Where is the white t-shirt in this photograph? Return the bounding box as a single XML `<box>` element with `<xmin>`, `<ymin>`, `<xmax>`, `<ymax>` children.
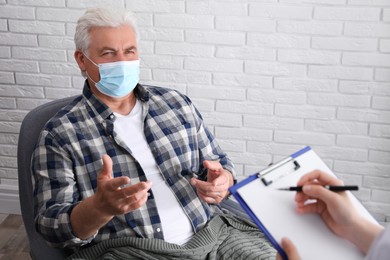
<box><xmin>113</xmin><ymin>100</ymin><xmax>194</xmax><ymax>245</ymax></box>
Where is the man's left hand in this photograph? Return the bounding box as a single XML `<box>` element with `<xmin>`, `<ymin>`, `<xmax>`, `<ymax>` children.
<box><xmin>190</xmin><ymin>160</ymin><xmax>233</xmax><ymax>204</ymax></box>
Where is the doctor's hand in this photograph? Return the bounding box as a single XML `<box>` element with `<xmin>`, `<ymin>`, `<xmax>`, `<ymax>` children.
<box><xmin>276</xmin><ymin>237</ymin><xmax>301</xmax><ymax>260</ymax></box>
<box><xmin>295</xmin><ymin>170</ymin><xmax>383</xmax><ymax>255</ymax></box>
<box><xmin>295</xmin><ymin>170</ymin><xmax>355</xmax><ymax>239</ymax></box>
<box><xmin>191</xmin><ymin>160</ymin><xmax>233</xmax><ymax>204</ymax></box>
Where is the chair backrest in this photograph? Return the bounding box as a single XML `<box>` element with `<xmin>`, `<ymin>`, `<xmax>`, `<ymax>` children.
<box><xmin>17</xmin><ymin>96</ymin><xmax>77</xmax><ymax>260</ymax></box>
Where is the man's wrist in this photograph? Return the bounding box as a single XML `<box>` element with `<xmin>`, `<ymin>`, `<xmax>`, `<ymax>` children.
<box><xmin>223</xmin><ymin>169</ymin><xmax>234</xmax><ymax>199</ymax></box>
<box><xmin>71</xmin><ymin>195</ymin><xmax>113</xmax><ymax>240</ymax></box>
<box><xmin>225</xmin><ymin>169</ymin><xmax>235</xmax><ymax>187</ymax></box>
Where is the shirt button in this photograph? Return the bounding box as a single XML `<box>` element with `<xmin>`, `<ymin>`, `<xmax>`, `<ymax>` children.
<box><xmin>156</xmin><ymin>228</ymin><xmax>161</xmax><ymax>232</ymax></box>
<box><xmin>110</xmin><ymin>114</ymin><xmax>114</xmax><ymax>119</ymax></box>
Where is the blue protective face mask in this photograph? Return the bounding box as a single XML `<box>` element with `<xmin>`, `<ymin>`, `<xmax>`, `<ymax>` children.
<box><xmin>84</xmin><ymin>54</ymin><xmax>140</xmax><ymax>98</ymax></box>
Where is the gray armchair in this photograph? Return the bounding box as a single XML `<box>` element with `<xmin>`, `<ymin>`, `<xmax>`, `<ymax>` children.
<box><xmin>17</xmin><ymin>95</ymin><xmax>247</xmax><ymax>260</ymax></box>
<box><xmin>17</xmin><ymin>96</ymin><xmax>76</xmax><ymax>260</ymax></box>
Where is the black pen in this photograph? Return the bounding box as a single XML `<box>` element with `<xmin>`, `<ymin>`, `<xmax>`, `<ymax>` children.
<box><xmin>278</xmin><ymin>185</ymin><xmax>359</xmax><ymax>192</ymax></box>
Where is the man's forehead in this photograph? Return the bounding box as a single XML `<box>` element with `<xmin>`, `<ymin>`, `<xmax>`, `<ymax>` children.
<box><xmin>89</xmin><ymin>25</ymin><xmax>135</xmax><ymax>37</ymax></box>
<box><xmin>88</xmin><ymin>25</ymin><xmax>137</xmax><ymax>50</ymax></box>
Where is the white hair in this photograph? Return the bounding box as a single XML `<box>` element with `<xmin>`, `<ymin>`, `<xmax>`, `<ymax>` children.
<box><xmin>74</xmin><ymin>7</ymin><xmax>139</xmax><ymax>55</ymax></box>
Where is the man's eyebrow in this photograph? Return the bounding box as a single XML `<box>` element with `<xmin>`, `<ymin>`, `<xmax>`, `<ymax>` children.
<box><xmin>98</xmin><ymin>46</ymin><xmax>137</xmax><ymax>53</ymax></box>
<box><xmin>125</xmin><ymin>46</ymin><xmax>137</xmax><ymax>51</ymax></box>
<box><xmin>99</xmin><ymin>47</ymin><xmax>117</xmax><ymax>52</ymax></box>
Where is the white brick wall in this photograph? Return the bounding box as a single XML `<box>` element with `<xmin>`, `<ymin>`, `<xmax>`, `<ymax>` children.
<box><xmin>0</xmin><ymin>0</ymin><xmax>389</xmax><ymax>226</ymax></box>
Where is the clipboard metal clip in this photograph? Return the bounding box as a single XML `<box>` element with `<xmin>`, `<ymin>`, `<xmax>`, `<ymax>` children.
<box><xmin>258</xmin><ymin>157</ymin><xmax>301</xmax><ymax>186</ymax></box>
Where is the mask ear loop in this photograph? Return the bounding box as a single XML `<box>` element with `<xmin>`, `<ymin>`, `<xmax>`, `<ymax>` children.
<box><xmin>82</xmin><ymin>52</ymin><xmax>99</xmax><ymax>67</ymax></box>
<box><xmin>82</xmin><ymin>52</ymin><xmax>100</xmax><ymax>84</ymax></box>
<box><xmin>85</xmin><ymin>71</ymin><xmax>98</xmax><ymax>85</ymax></box>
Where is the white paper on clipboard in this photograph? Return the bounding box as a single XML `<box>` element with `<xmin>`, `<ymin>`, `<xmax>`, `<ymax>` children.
<box><xmin>229</xmin><ymin>146</ymin><xmax>376</xmax><ymax>260</ymax></box>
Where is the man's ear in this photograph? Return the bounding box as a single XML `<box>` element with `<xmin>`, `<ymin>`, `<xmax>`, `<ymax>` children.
<box><xmin>74</xmin><ymin>50</ymin><xmax>87</xmax><ymax>72</ymax></box>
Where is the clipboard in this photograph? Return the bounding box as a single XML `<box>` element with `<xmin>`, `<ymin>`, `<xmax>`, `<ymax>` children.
<box><xmin>229</xmin><ymin>146</ymin><xmax>376</xmax><ymax>260</ymax></box>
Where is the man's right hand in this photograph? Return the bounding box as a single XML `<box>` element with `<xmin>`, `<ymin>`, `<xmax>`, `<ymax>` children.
<box><xmin>70</xmin><ymin>154</ymin><xmax>152</xmax><ymax>240</ymax></box>
<box><xmin>94</xmin><ymin>154</ymin><xmax>152</xmax><ymax>217</ymax></box>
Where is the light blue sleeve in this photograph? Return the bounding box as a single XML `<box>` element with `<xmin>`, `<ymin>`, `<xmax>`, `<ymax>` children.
<box><xmin>365</xmin><ymin>228</ymin><xmax>390</xmax><ymax>260</ymax></box>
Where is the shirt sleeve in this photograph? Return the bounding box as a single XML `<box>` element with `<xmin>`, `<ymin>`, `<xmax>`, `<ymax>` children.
<box><xmin>32</xmin><ymin>129</ymin><xmax>96</xmax><ymax>248</ymax></box>
<box><xmin>365</xmin><ymin>228</ymin><xmax>390</xmax><ymax>260</ymax></box>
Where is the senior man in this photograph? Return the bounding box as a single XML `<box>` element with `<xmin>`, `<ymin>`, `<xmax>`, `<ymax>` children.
<box><xmin>32</xmin><ymin>7</ymin><xmax>275</xmax><ymax>259</ymax></box>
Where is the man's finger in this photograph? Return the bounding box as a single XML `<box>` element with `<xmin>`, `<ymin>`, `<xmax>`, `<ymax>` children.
<box><xmin>191</xmin><ymin>178</ymin><xmax>225</xmax><ymax>191</ymax></box>
<box><xmin>203</xmin><ymin>160</ymin><xmax>222</xmax><ymax>172</ymax></box>
<box><xmin>121</xmin><ymin>181</ymin><xmax>152</xmax><ymax>208</ymax></box>
<box><xmin>98</xmin><ymin>154</ymin><xmax>113</xmax><ymax>181</ymax></box>
<box><xmin>108</xmin><ymin>176</ymin><xmax>131</xmax><ymax>192</ymax></box>
<box><xmin>120</xmin><ymin>181</ymin><xmax>152</xmax><ymax>196</ymax></box>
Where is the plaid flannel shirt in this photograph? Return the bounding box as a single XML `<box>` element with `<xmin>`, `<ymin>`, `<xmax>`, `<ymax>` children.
<box><xmin>32</xmin><ymin>81</ymin><xmax>235</xmax><ymax>250</ymax></box>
